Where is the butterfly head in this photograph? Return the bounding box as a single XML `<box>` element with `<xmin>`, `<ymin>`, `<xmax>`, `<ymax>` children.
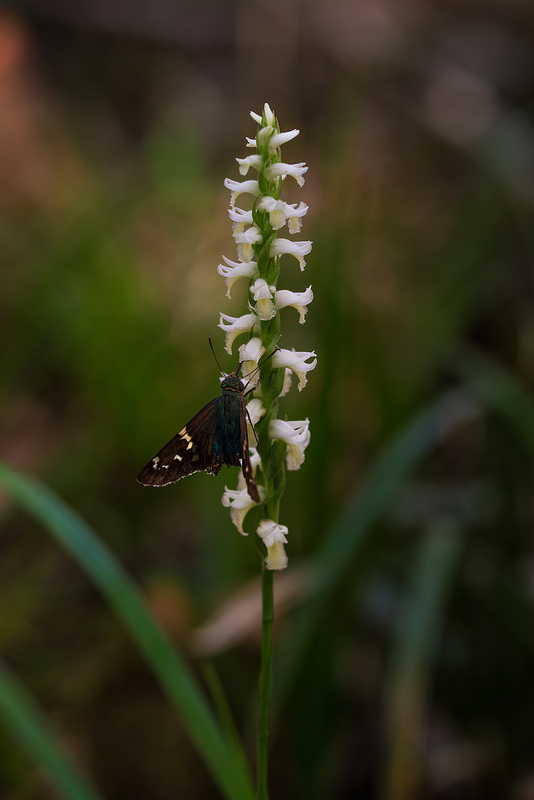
<box><xmin>221</xmin><ymin>373</ymin><xmax>244</xmax><ymax>393</ymax></box>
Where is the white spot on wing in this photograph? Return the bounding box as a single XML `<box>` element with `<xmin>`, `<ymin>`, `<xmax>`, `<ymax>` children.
<box><xmin>179</xmin><ymin>427</ymin><xmax>192</xmax><ymax>443</ymax></box>
<box><xmin>152</xmin><ymin>457</ymin><xmax>160</xmax><ymax>468</ymax></box>
<box><xmin>173</xmin><ymin>454</ymin><xmax>182</xmax><ymax>461</ymax></box>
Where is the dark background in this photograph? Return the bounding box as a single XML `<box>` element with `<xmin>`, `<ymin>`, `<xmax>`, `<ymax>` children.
<box><xmin>1</xmin><ymin>0</ymin><xmax>534</xmax><ymax>797</ymax></box>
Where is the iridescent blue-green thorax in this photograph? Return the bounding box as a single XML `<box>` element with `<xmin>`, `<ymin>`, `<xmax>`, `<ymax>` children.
<box><xmin>214</xmin><ymin>378</ymin><xmax>243</xmax><ymax>460</ymax></box>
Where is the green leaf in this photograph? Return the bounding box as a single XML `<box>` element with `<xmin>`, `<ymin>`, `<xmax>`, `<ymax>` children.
<box><xmin>276</xmin><ymin>389</ymin><xmax>478</xmax><ymax>706</ymax></box>
<box><xmin>0</xmin><ymin>660</ymin><xmax>102</xmax><ymax>800</ymax></box>
<box><xmin>382</xmin><ymin>524</ymin><xmax>462</xmax><ymax>800</ymax></box>
<box><xmin>0</xmin><ymin>462</ymin><xmax>255</xmax><ymax>800</ymax></box>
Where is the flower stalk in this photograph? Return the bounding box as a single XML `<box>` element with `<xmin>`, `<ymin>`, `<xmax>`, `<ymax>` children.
<box><xmin>219</xmin><ymin>103</ymin><xmax>315</xmax><ymax>799</ymax></box>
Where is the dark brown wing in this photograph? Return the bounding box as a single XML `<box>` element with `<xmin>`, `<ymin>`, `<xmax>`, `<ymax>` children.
<box><xmin>240</xmin><ymin>395</ymin><xmax>260</xmax><ymax>503</ymax></box>
<box><xmin>137</xmin><ymin>398</ymin><xmax>222</xmax><ymax>486</ymax></box>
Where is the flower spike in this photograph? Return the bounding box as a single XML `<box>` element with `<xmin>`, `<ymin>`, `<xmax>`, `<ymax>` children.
<box><xmin>220</xmin><ymin>105</ymin><xmax>315</xmax><ymax>570</ymax></box>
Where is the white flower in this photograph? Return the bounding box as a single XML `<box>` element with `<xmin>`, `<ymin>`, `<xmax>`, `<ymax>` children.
<box><xmin>265</xmin><ymin>162</ymin><xmax>308</xmax><ymax>187</ymax></box>
<box><xmin>236</xmin><ymin>154</ymin><xmax>262</xmax><ymax>175</ymax></box>
<box><xmin>246</xmin><ymin>397</ymin><xmax>265</xmax><ymax>426</ymax></box>
<box><xmin>275</xmin><ymin>286</ymin><xmax>313</xmax><ymax>323</ymax></box>
<box><xmin>228</xmin><ymin>207</ymin><xmax>253</xmax><ymax>232</ymax></box>
<box><xmin>219</xmin><ymin>312</ymin><xmax>258</xmax><ymax>354</ymax></box>
<box><xmin>217</xmin><ymin>256</ymin><xmax>257</xmax><ymax>298</ymax></box>
<box><xmin>270</xmin><ymin>238</ymin><xmax>312</xmax><ymax>271</ymax></box>
<box><xmin>233</xmin><ymin>225</ymin><xmax>262</xmax><ymax>262</ymax></box>
<box><xmin>224</xmin><ymin>178</ymin><xmax>260</xmax><ymax>207</ymax></box>
<box><xmin>286</xmin><ymin>203</ymin><xmax>308</xmax><ymax>234</ymax></box>
<box><xmin>222</xmin><ymin>484</ymin><xmax>261</xmax><ymax>535</ymax></box>
<box><xmin>272</xmin><ymin>348</ymin><xmax>317</xmax><ymax>391</ymax></box>
<box><xmin>257</xmin><ymin>198</ymin><xmax>287</xmax><ymax>230</ymax></box>
<box><xmin>269</xmin><ymin>129</ymin><xmax>299</xmax><ymax>151</ymax></box>
<box><xmin>257</xmin><ymin>198</ymin><xmax>308</xmax><ymax>232</ymax></box>
<box><xmin>250</xmin><ymin>278</ymin><xmax>276</xmax><ymax>321</ymax></box>
<box><xmin>257</xmin><ymin>126</ymin><xmax>274</xmax><ymax>147</ymax></box>
<box><xmin>279</xmin><ymin>368</ymin><xmax>293</xmax><ymax>397</ymax></box>
<box><xmin>270</xmin><ymin>418</ymin><xmax>311</xmax><ymax>470</ymax></box>
<box><xmin>257</xmin><ymin>519</ymin><xmax>289</xmax><ymax>571</ymax></box>
<box><xmin>239</xmin><ymin>337</ymin><xmax>265</xmax><ymax>387</ymax></box>
<box><xmin>250</xmin><ymin>103</ymin><xmax>275</xmax><ymax>127</ymax></box>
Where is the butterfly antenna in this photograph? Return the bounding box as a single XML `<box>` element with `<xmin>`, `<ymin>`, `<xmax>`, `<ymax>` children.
<box><xmin>208</xmin><ymin>337</ymin><xmax>227</xmax><ymax>377</ymax></box>
<box><xmin>241</xmin><ymin>346</ymin><xmax>281</xmax><ymax>391</ymax></box>
<box><xmin>242</xmin><ymin>345</ymin><xmax>280</xmax><ymax>379</ymax></box>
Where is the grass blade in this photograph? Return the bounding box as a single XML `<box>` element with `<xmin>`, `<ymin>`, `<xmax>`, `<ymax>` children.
<box><xmin>0</xmin><ymin>462</ymin><xmax>255</xmax><ymax>800</ymax></box>
<box><xmin>382</xmin><ymin>524</ymin><xmax>462</xmax><ymax>800</ymax></box>
<box><xmin>0</xmin><ymin>659</ymin><xmax>102</xmax><ymax>800</ymax></box>
<box><xmin>276</xmin><ymin>389</ymin><xmax>479</xmax><ymax>706</ymax></box>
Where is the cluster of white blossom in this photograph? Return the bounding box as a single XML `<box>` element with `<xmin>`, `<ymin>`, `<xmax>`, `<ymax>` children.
<box><xmin>218</xmin><ymin>104</ymin><xmax>316</xmax><ymax>570</ymax></box>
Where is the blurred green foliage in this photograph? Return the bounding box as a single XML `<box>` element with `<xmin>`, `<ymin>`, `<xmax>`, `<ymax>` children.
<box><xmin>1</xmin><ymin>1</ymin><xmax>534</xmax><ymax>798</ymax></box>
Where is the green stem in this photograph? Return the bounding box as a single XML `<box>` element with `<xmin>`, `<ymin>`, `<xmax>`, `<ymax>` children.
<box><xmin>257</xmin><ymin>564</ymin><xmax>274</xmax><ymax>799</ymax></box>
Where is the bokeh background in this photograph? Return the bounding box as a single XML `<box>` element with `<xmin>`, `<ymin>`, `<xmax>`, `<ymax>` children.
<box><xmin>1</xmin><ymin>0</ymin><xmax>534</xmax><ymax>797</ymax></box>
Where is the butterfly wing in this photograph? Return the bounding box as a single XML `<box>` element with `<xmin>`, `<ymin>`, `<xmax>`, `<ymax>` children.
<box><xmin>240</xmin><ymin>394</ymin><xmax>260</xmax><ymax>503</ymax></box>
<box><xmin>138</xmin><ymin>388</ymin><xmax>260</xmax><ymax>502</ymax></box>
<box><xmin>137</xmin><ymin>398</ymin><xmax>221</xmax><ymax>486</ymax></box>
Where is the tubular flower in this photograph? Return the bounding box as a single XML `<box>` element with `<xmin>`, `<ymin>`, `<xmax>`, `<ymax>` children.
<box><xmin>257</xmin><ymin>520</ymin><xmax>289</xmax><ymax>571</ymax></box>
<box><xmin>217</xmin><ymin>257</ymin><xmax>257</xmax><ymax>298</ymax></box>
<box><xmin>250</xmin><ymin>279</ymin><xmax>276</xmax><ymax>321</ymax></box>
<box><xmin>219</xmin><ymin>312</ymin><xmax>258</xmax><ymax>354</ymax></box>
<box><xmin>218</xmin><ymin>103</ymin><xmax>316</xmax><ymax>570</ymax></box>
<box><xmin>233</xmin><ymin>226</ymin><xmax>262</xmax><ymax>262</ymax></box>
<box><xmin>269</xmin><ymin>238</ymin><xmax>312</xmax><ymax>271</ymax></box>
<box><xmin>228</xmin><ymin>207</ymin><xmax>253</xmax><ymax>231</ymax></box>
<box><xmin>224</xmin><ymin>178</ymin><xmax>260</xmax><ymax>206</ymax></box>
<box><xmin>274</xmin><ymin>286</ymin><xmax>314</xmax><ymax>323</ymax></box>
<box><xmin>257</xmin><ymin>197</ymin><xmax>308</xmax><ymax>232</ymax></box>
<box><xmin>222</xmin><ymin>485</ymin><xmax>259</xmax><ymax>535</ymax></box>
<box><xmin>269</xmin><ymin>418</ymin><xmax>311</xmax><ymax>470</ymax></box>
<box><xmin>272</xmin><ymin>348</ymin><xmax>317</xmax><ymax>391</ymax></box>
<box><xmin>246</xmin><ymin>398</ymin><xmax>266</xmax><ymax>427</ymax></box>
<box><xmin>265</xmin><ymin>162</ymin><xmax>308</xmax><ymax>187</ymax></box>
<box><xmin>236</xmin><ymin>154</ymin><xmax>262</xmax><ymax>175</ymax></box>
<box><xmin>239</xmin><ymin>337</ymin><xmax>265</xmax><ymax>387</ymax></box>
<box><xmin>268</xmin><ymin>129</ymin><xmax>300</xmax><ymax>151</ymax></box>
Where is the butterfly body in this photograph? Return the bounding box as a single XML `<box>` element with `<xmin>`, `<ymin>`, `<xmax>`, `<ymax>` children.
<box><xmin>137</xmin><ymin>370</ymin><xmax>260</xmax><ymax>502</ymax></box>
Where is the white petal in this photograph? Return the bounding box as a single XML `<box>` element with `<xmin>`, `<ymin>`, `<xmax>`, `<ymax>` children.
<box><xmin>228</xmin><ymin>207</ymin><xmax>253</xmax><ymax>230</ymax></box>
<box><xmin>272</xmin><ymin>348</ymin><xmax>317</xmax><ymax>390</ymax></box>
<box><xmin>246</xmin><ymin>398</ymin><xmax>266</xmax><ymax>426</ymax></box>
<box><xmin>257</xmin><ymin>519</ymin><xmax>289</xmax><ymax>571</ymax></box>
<box><xmin>218</xmin><ymin>312</ymin><xmax>258</xmax><ymax>354</ymax></box>
<box><xmin>266</xmin><ymin>162</ymin><xmax>308</xmax><ymax>187</ymax></box>
<box><xmin>236</xmin><ymin>154</ymin><xmax>262</xmax><ymax>175</ymax></box>
<box><xmin>239</xmin><ymin>336</ymin><xmax>265</xmax><ymax>364</ymax></box>
<box><xmin>224</xmin><ymin>178</ymin><xmax>260</xmax><ymax>206</ymax></box>
<box><xmin>270</xmin><ymin>238</ymin><xmax>312</xmax><ymax>270</ymax></box>
<box><xmin>222</xmin><ymin>485</ymin><xmax>260</xmax><ymax>534</ymax></box>
<box><xmin>275</xmin><ymin>286</ymin><xmax>314</xmax><ymax>323</ymax></box>
<box><xmin>279</xmin><ymin>368</ymin><xmax>293</xmax><ymax>397</ymax></box>
<box><xmin>258</xmin><ymin>125</ymin><xmax>274</xmax><ymax>146</ymax></box>
<box><xmin>263</xmin><ymin>103</ymin><xmax>275</xmax><ymax>126</ymax></box>
<box><xmin>217</xmin><ymin>257</ymin><xmax>257</xmax><ymax>298</ymax></box>
<box><xmin>239</xmin><ymin>337</ymin><xmax>265</xmax><ymax>388</ymax></box>
<box><xmin>269</xmin><ymin>129</ymin><xmax>299</xmax><ymax>151</ymax></box>
<box><xmin>250</xmin><ymin>278</ymin><xmax>276</xmax><ymax>321</ymax></box>
<box><xmin>269</xmin><ymin>418</ymin><xmax>311</xmax><ymax>470</ymax></box>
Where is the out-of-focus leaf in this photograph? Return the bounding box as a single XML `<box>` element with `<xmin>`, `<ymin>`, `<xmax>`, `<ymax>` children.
<box><xmin>0</xmin><ymin>462</ymin><xmax>255</xmax><ymax>800</ymax></box>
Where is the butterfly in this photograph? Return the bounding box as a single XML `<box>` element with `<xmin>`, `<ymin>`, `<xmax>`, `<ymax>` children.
<box><xmin>137</xmin><ymin>364</ymin><xmax>260</xmax><ymax>502</ymax></box>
